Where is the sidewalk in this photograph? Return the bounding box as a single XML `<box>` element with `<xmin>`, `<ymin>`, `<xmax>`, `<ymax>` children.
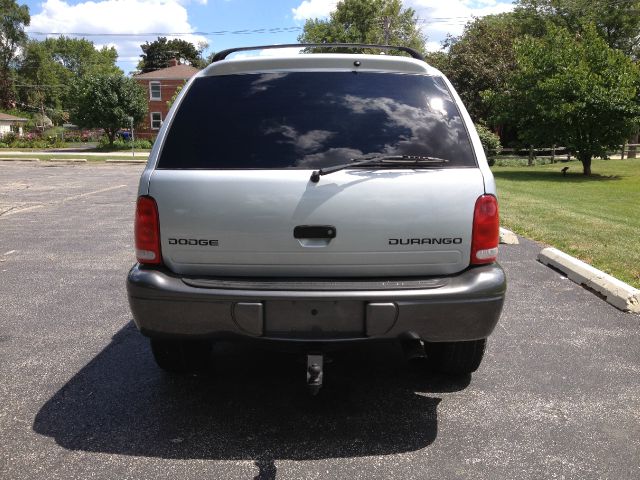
<box><xmin>0</xmin><ymin>150</ymin><xmax>149</xmax><ymax>157</ymax></box>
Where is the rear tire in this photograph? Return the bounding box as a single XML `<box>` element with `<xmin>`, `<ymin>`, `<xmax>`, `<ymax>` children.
<box><xmin>424</xmin><ymin>339</ymin><xmax>486</xmax><ymax>375</ymax></box>
<box><xmin>150</xmin><ymin>338</ymin><xmax>211</xmax><ymax>373</ymax></box>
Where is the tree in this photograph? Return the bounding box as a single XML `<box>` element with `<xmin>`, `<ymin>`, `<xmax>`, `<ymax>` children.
<box><xmin>487</xmin><ymin>24</ymin><xmax>640</xmax><ymax>175</ymax></box>
<box><xmin>438</xmin><ymin>13</ymin><xmax>525</xmax><ymax>122</ymax></box>
<box><xmin>15</xmin><ymin>40</ymin><xmax>57</xmax><ymax>128</ymax></box>
<box><xmin>516</xmin><ymin>0</ymin><xmax>640</xmax><ymax>57</ymax></box>
<box><xmin>68</xmin><ymin>74</ymin><xmax>147</xmax><ymax>146</ymax></box>
<box><xmin>16</xmin><ymin>37</ymin><xmax>121</xmax><ymax>119</ymax></box>
<box><xmin>0</xmin><ymin>0</ymin><xmax>29</xmax><ymax>108</ymax></box>
<box><xmin>138</xmin><ymin>37</ymin><xmax>207</xmax><ymax>73</ymax></box>
<box><xmin>45</xmin><ymin>36</ymin><xmax>120</xmax><ymax>76</ymax></box>
<box><xmin>297</xmin><ymin>0</ymin><xmax>426</xmax><ymax>57</ymax></box>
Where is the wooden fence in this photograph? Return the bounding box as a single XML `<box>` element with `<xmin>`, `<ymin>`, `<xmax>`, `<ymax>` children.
<box><xmin>499</xmin><ymin>144</ymin><xmax>640</xmax><ymax>163</ymax></box>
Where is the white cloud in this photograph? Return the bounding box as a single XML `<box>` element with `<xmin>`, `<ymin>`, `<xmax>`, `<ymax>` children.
<box><xmin>424</xmin><ymin>41</ymin><xmax>443</xmax><ymax>52</ymax></box>
<box><xmin>406</xmin><ymin>0</ymin><xmax>514</xmax><ymax>39</ymax></box>
<box><xmin>292</xmin><ymin>0</ymin><xmax>337</xmax><ymax>21</ymax></box>
<box><xmin>290</xmin><ymin>0</ymin><xmax>514</xmax><ymax>49</ymax></box>
<box><xmin>28</xmin><ymin>0</ymin><xmax>208</xmax><ymax>72</ymax></box>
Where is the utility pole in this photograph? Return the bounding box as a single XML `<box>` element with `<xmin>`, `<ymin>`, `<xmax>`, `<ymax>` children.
<box><xmin>129</xmin><ymin>116</ymin><xmax>134</xmax><ymax>158</ymax></box>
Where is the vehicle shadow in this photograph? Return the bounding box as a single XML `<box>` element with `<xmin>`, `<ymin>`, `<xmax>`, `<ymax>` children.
<box><xmin>33</xmin><ymin>323</ymin><xmax>470</xmax><ymax>462</ymax></box>
<box><xmin>492</xmin><ymin>170</ymin><xmax>622</xmax><ymax>183</ymax></box>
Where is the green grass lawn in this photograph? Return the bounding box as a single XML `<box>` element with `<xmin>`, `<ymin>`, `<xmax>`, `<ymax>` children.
<box><xmin>493</xmin><ymin>158</ymin><xmax>640</xmax><ymax>288</ymax></box>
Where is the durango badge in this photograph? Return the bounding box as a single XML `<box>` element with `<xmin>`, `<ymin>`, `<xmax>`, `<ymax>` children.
<box><xmin>389</xmin><ymin>238</ymin><xmax>463</xmax><ymax>245</ymax></box>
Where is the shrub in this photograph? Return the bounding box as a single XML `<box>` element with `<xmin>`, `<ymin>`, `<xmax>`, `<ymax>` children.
<box><xmin>1</xmin><ymin>132</ymin><xmax>17</xmax><ymax>144</ymax></box>
<box><xmin>134</xmin><ymin>139</ymin><xmax>153</xmax><ymax>149</ymax></box>
<box><xmin>66</xmin><ymin>130</ymin><xmax>101</xmax><ymax>143</ymax></box>
<box><xmin>475</xmin><ymin>124</ymin><xmax>502</xmax><ymax>165</ymax></box>
<box><xmin>63</xmin><ymin>134</ymin><xmax>82</xmax><ymax>143</ymax></box>
<box><xmin>0</xmin><ymin>132</ymin><xmax>64</xmax><ymax>149</ymax></box>
<box><xmin>97</xmin><ymin>136</ymin><xmax>153</xmax><ymax>150</ymax></box>
<box><xmin>43</xmin><ymin>127</ymin><xmax>64</xmax><ymax>138</ymax></box>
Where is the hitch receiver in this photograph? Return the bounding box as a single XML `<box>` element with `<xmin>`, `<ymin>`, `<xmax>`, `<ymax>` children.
<box><xmin>306</xmin><ymin>354</ymin><xmax>323</xmax><ymax>395</ymax></box>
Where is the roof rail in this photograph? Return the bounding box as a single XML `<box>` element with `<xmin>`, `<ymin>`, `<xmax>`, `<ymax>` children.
<box><xmin>211</xmin><ymin>43</ymin><xmax>425</xmax><ymax>62</ymax></box>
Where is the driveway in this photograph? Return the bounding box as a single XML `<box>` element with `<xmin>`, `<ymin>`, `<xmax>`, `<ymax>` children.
<box><xmin>0</xmin><ymin>161</ymin><xmax>638</xmax><ymax>479</ymax></box>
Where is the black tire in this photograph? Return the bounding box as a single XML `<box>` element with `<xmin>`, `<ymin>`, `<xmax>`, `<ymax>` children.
<box><xmin>150</xmin><ymin>338</ymin><xmax>211</xmax><ymax>373</ymax></box>
<box><xmin>424</xmin><ymin>339</ymin><xmax>486</xmax><ymax>375</ymax></box>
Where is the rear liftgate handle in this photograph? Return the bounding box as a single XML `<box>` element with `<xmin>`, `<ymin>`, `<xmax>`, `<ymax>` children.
<box><xmin>293</xmin><ymin>225</ymin><xmax>336</xmax><ymax>247</ymax></box>
<box><xmin>294</xmin><ymin>225</ymin><xmax>336</xmax><ymax>247</ymax></box>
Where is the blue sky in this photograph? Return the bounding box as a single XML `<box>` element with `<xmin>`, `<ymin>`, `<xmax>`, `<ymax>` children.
<box><xmin>21</xmin><ymin>0</ymin><xmax>515</xmax><ymax>73</ymax></box>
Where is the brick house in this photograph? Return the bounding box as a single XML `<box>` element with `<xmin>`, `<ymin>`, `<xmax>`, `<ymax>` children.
<box><xmin>134</xmin><ymin>60</ymin><xmax>200</xmax><ymax>138</ymax></box>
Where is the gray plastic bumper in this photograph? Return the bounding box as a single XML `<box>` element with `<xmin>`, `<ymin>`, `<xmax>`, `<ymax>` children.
<box><xmin>127</xmin><ymin>264</ymin><xmax>506</xmax><ymax>342</ymax></box>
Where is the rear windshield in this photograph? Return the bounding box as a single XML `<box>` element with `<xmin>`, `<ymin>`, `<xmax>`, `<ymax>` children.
<box><xmin>158</xmin><ymin>71</ymin><xmax>476</xmax><ymax>169</ymax></box>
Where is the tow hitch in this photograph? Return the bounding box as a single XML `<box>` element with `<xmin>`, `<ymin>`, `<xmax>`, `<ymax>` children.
<box><xmin>306</xmin><ymin>354</ymin><xmax>324</xmax><ymax>395</ymax></box>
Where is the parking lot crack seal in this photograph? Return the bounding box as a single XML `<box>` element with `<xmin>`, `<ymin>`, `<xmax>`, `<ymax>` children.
<box><xmin>0</xmin><ymin>185</ymin><xmax>127</xmax><ymax>220</ymax></box>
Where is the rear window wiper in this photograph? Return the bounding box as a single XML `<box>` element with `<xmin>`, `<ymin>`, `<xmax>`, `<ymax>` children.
<box><xmin>310</xmin><ymin>155</ymin><xmax>450</xmax><ymax>183</ymax></box>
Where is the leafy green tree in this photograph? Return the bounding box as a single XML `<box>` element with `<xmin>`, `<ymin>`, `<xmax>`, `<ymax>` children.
<box><xmin>516</xmin><ymin>0</ymin><xmax>640</xmax><ymax>57</ymax></box>
<box><xmin>138</xmin><ymin>37</ymin><xmax>207</xmax><ymax>73</ymax></box>
<box><xmin>68</xmin><ymin>74</ymin><xmax>147</xmax><ymax>146</ymax></box>
<box><xmin>438</xmin><ymin>13</ymin><xmax>525</xmax><ymax>122</ymax></box>
<box><xmin>15</xmin><ymin>40</ymin><xmax>56</xmax><ymax>127</ymax></box>
<box><xmin>487</xmin><ymin>24</ymin><xmax>640</xmax><ymax>175</ymax></box>
<box><xmin>205</xmin><ymin>51</ymin><xmax>218</xmax><ymax>64</ymax></box>
<box><xmin>297</xmin><ymin>0</ymin><xmax>426</xmax><ymax>57</ymax></box>
<box><xmin>0</xmin><ymin>0</ymin><xmax>29</xmax><ymax>108</ymax></box>
<box><xmin>17</xmin><ymin>37</ymin><xmax>121</xmax><ymax>117</ymax></box>
<box><xmin>514</xmin><ymin>1</ymin><xmax>640</xmax><ymax>154</ymax></box>
<box><xmin>46</xmin><ymin>36</ymin><xmax>120</xmax><ymax>76</ymax></box>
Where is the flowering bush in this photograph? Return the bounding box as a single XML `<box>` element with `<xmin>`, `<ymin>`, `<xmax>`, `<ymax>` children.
<box><xmin>0</xmin><ymin>132</ymin><xmax>65</xmax><ymax>149</ymax></box>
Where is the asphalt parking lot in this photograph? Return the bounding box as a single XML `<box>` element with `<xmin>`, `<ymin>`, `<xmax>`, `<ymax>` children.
<box><xmin>1</xmin><ymin>161</ymin><xmax>639</xmax><ymax>479</ymax></box>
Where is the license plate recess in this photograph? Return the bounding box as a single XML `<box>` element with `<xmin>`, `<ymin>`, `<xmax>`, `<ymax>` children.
<box><xmin>264</xmin><ymin>300</ymin><xmax>365</xmax><ymax>339</ymax></box>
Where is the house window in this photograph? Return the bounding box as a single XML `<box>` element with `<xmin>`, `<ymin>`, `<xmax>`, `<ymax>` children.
<box><xmin>149</xmin><ymin>81</ymin><xmax>161</xmax><ymax>100</ymax></box>
<box><xmin>150</xmin><ymin>112</ymin><xmax>162</xmax><ymax>130</ymax></box>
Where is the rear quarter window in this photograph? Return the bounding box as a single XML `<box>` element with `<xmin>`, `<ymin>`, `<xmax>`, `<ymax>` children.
<box><xmin>158</xmin><ymin>71</ymin><xmax>477</xmax><ymax>169</ymax></box>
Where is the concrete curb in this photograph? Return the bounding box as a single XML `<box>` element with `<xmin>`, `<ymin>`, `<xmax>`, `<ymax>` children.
<box><xmin>538</xmin><ymin>247</ymin><xmax>640</xmax><ymax>313</ymax></box>
<box><xmin>0</xmin><ymin>157</ymin><xmax>40</xmax><ymax>162</ymax></box>
<box><xmin>106</xmin><ymin>159</ymin><xmax>147</xmax><ymax>164</ymax></box>
<box><xmin>48</xmin><ymin>158</ymin><xmax>87</xmax><ymax>163</ymax></box>
<box><xmin>499</xmin><ymin>227</ymin><xmax>519</xmax><ymax>245</ymax></box>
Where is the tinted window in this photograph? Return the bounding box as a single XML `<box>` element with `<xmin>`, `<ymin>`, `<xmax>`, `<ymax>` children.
<box><xmin>158</xmin><ymin>72</ymin><xmax>476</xmax><ymax>169</ymax></box>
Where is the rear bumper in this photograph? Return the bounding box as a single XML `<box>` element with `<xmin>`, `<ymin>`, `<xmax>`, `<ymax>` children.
<box><xmin>126</xmin><ymin>264</ymin><xmax>506</xmax><ymax>342</ymax></box>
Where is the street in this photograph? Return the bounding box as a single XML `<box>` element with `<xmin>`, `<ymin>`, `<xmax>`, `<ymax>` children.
<box><xmin>0</xmin><ymin>161</ymin><xmax>638</xmax><ymax>479</ymax></box>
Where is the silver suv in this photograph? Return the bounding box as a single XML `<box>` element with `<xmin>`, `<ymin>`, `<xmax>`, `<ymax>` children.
<box><xmin>127</xmin><ymin>44</ymin><xmax>506</xmax><ymax>388</ymax></box>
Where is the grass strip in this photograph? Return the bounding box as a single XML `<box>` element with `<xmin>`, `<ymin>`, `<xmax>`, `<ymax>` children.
<box><xmin>0</xmin><ymin>153</ymin><xmax>147</xmax><ymax>162</ymax></box>
<box><xmin>493</xmin><ymin>158</ymin><xmax>640</xmax><ymax>288</ymax></box>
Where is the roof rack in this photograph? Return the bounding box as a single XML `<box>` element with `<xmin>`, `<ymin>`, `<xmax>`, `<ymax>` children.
<box><xmin>211</xmin><ymin>43</ymin><xmax>425</xmax><ymax>62</ymax></box>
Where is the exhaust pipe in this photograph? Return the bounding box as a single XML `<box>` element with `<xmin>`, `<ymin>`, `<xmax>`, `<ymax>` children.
<box><xmin>402</xmin><ymin>339</ymin><xmax>426</xmax><ymax>362</ymax></box>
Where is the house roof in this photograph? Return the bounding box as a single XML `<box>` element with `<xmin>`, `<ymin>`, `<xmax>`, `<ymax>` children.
<box><xmin>134</xmin><ymin>64</ymin><xmax>200</xmax><ymax>80</ymax></box>
<box><xmin>0</xmin><ymin>112</ymin><xmax>28</xmax><ymax>122</ymax></box>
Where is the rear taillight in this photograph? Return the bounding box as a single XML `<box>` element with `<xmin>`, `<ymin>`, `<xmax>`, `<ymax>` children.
<box><xmin>471</xmin><ymin>194</ymin><xmax>499</xmax><ymax>265</ymax></box>
<box><xmin>135</xmin><ymin>196</ymin><xmax>162</xmax><ymax>265</ymax></box>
